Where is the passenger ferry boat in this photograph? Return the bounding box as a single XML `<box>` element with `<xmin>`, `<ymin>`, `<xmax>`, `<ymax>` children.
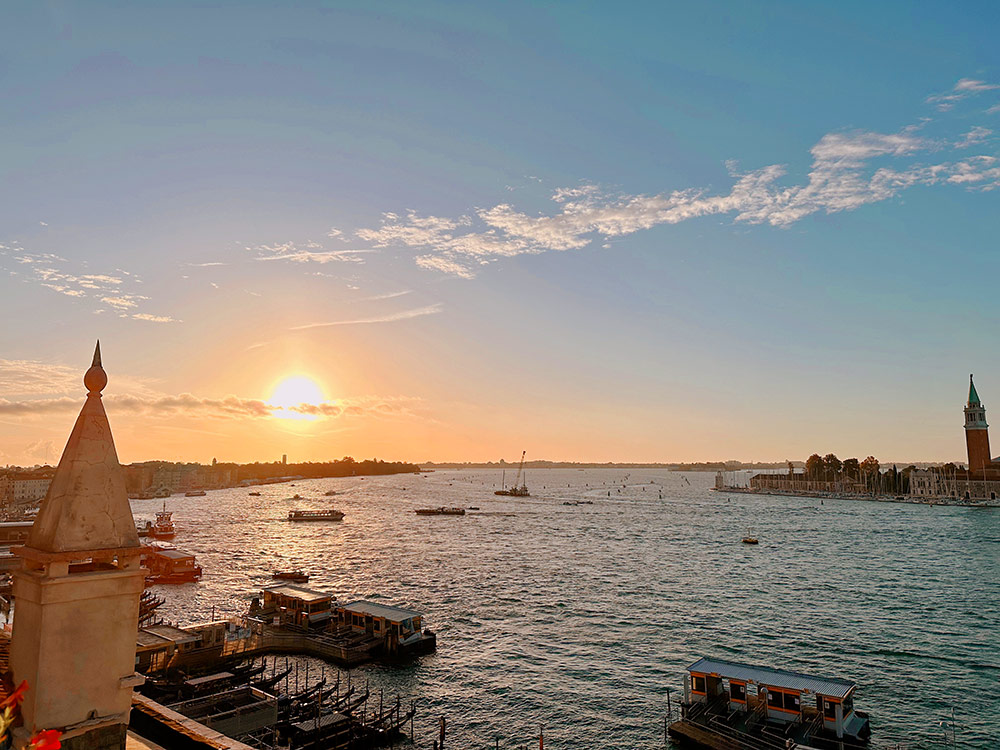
<box><xmin>287</xmin><ymin>509</ymin><xmax>345</xmax><ymax>522</ymax></box>
<box><xmin>669</xmin><ymin>657</ymin><xmax>871</xmax><ymax>749</ymax></box>
<box><xmin>414</xmin><ymin>507</ymin><xmax>466</xmax><ymax>516</ymax></box>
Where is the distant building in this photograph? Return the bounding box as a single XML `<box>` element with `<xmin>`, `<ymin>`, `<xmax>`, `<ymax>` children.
<box><xmin>9</xmin><ymin>471</ymin><xmax>54</xmax><ymax>504</ymax></box>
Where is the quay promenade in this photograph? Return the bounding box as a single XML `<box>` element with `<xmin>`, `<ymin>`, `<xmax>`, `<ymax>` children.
<box><xmin>715</xmin><ymin>485</ymin><xmax>1000</xmax><ymax>508</ymax></box>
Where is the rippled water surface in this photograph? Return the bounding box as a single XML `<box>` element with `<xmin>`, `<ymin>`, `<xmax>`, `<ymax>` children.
<box><xmin>133</xmin><ymin>469</ymin><xmax>1000</xmax><ymax>749</ymax></box>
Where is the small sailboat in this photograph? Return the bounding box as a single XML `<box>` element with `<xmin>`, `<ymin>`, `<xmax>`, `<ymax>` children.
<box><xmin>742</xmin><ymin>526</ymin><xmax>759</xmax><ymax>545</ymax></box>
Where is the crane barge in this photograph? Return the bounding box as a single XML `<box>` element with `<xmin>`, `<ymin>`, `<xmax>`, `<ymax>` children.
<box><xmin>495</xmin><ymin>450</ymin><xmax>531</xmax><ymax>497</ymax></box>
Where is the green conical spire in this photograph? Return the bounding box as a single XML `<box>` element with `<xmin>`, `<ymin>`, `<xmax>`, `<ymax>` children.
<box><xmin>969</xmin><ymin>374</ymin><xmax>980</xmax><ymax>406</ymax></box>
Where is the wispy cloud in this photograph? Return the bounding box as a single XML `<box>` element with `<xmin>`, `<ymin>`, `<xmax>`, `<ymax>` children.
<box><xmin>362</xmin><ymin>290</ymin><xmax>412</xmax><ymax>301</ymax></box>
<box><xmin>927</xmin><ymin>77</ymin><xmax>1000</xmax><ymax>111</ymax></box>
<box><xmin>0</xmin><ymin>244</ymin><xmax>178</xmax><ymax>321</ymax></box>
<box><xmin>349</xmin><ymin>87</ymin><xmax>1000</xmax><ymax>278</ymax></box>
<box><xmin>0</xmin><ymin>392</ymin><xmax>420</xmax><ymax>421</ymax></box>
<box><xmin>249</xmin><ymin>241</ymin><xmax>373</xmax><ymax>264</ymax></box>
<box><xmin>288</xmin><ymin>303</ymin><xmax>443</xmax><ymax>331</ymax></box>
<box><xmin>0</xmin><ymin>358</ymin><xmax>160</xmax><ymax>399</ymax></box>
<box><xmin>132</xmin><ymin>313</ymin><xmax>181</xmax><ymax>323</ymax></box>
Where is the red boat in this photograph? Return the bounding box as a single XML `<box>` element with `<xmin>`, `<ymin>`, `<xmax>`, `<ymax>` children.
<box><xmin>143</xmin><ymin>544</ymin><xmax>202</xmax><ymax>585</ymax></box>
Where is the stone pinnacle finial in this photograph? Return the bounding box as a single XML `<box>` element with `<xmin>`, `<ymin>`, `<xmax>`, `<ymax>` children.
<box><xmin>84</xmin><ymin>340</ymin><xmax>107</xmax><ymax>395</ymax></box>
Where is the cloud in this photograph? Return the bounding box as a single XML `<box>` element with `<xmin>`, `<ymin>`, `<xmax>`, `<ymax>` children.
<box><xmin>131</xmin><ymin>313</ymin><xmax>181</xmax><ymax>323</ymax></box>
<box><xmin>0</xmin><ymin>246</ymin><xmax>177</xmax><ymax>320</ymax></box>
<box><xmin>353</xmin><ymin>108</ymin><xmax>999</xmax><ymax>277</ymax></box>
<box><xmin>0</xmin><ymin>358</ymin><xmax>162</xmax><ymax>399</ymax></box>
<box><xmin>288</xmin><ymin>303</ymin><xmax>443</xmax><ymax>330</ymax></box>
<box><xmin>249</xmin><ymin>241</ymin><xmax>372</xmax><ymax>264</ymax></box>
<box><xmin>362</xmin><ymin>290</ymin><xmax>412</xmax><ymax>301</ymax></box>
<box><xmin>0</xmin><ymin>392</ymin><xmax>420</xmax><ymax>422</ymax></box>
<box><xmin>927</xmin><ymin>78</ymin><xmax>1000</xmax><ymax>111</ymax></box>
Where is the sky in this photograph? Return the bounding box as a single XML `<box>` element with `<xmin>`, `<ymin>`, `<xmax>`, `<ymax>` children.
<box><xmin>1</xmin><ymin>1</ymin><xmax>999</xmax><ymax>466</ymax></box>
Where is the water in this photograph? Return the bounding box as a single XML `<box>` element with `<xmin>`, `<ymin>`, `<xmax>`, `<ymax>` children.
<box><xmin>133</xmin><ymin>469</ymin><xmax>1000</xmax><ymax>749</ymax></box>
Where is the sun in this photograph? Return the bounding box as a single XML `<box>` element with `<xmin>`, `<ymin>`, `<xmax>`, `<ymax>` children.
<box><xmin>268</xmin><ymin>375</ymin><xmax>326</xmax><ymax>421</ymax></box>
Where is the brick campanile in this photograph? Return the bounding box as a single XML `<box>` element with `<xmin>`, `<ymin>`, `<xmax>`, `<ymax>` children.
<box><xmin>964</xmin><ymin>374</ymin><xmax>991</xmax><ymax>476</ymax></box>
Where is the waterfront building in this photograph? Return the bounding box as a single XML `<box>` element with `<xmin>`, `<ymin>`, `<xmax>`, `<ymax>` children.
<box><xmin>9</xmin><ymin>343</ymin><xmax>145</xmax><ymax>750</ymax></box>
<box><xmin>338</xmin><ymin>601</ymin><xmax>424</xmax><ymax>642</ymax></box>
<box><xmin>257</xmin><ymin>583</ymin><xmax>335</xmax><ymax>629</ymax></box>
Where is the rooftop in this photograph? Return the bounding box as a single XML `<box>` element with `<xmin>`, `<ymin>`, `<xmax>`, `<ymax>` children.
<box><xmin>340</xmin><ymin>600</ymin><xmax>422</xmax><ymax>622</ymax></box>
<box><xmin>142</xmin><ymin>624</ymin><xmax>201</xmax><ymax>645</ymax></box>
<box><xmin>687</xmin><ymin>657</ymin><xmax>856</xmax><ymax>699</ymax></box>
<box><xmin>148</xmin><ymin>548</ymin><xmax>195</xmax><ymax>561</ymax></box>
<box><xmin>263</xmin><ymin>583</ymin><xmax>332</xmax><ymax>602</ymax></box>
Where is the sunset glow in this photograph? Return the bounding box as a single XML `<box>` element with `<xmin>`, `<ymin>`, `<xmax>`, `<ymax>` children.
<box><xmin>269</xmin><ymin>375</ymin><xmax>326</xmax><ymax>421</ymax></box>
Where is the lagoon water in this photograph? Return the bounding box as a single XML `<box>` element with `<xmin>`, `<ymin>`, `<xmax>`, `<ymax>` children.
<box><xmin>134</xmin><ymin>469</ymin><xmax>1000</xmax><ymax>749</ymax></box>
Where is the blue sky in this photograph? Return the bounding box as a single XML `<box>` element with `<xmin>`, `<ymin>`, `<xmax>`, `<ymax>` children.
<box><xmin>1</xmin><ymin>1</ymin><xmax>999</xmax><ymax>464</ymax></box>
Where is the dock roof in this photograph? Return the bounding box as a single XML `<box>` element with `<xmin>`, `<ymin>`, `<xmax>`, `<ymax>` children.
<box><xmin>263</xmin><ymin>583</ymin><xmax>332</xmax><ymax>602</ymax></box>
<box><xmin>687</xmin><ymin>657</ymin><xmax>855</xmax><ymax>699</ymax></box>
<box><xmin>340</xmin><ymin>600</ymin><xmax>422</xmax><ymax>622</ymax></box>
<box><xmin>143</xmin><ymin>624</ymin><xmax>201</xmax><ymax>645</ymax></box>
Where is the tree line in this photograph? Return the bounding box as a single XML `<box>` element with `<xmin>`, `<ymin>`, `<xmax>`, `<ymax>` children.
<box><xmin>801</xmin><ymin>454</ymin><xmax>910</xmax><ymax>494</ymax></box>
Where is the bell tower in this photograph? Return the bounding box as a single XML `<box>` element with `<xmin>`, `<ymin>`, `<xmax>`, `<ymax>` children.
<box><xmin>10</xmin><ymin>343</ymin><xmax>144</xmax><ymax>750</ymax></box>
<box><xmin>964</xmin><ymin>374</ymin><xmax>991</xmax><ymax>476</ymax></box>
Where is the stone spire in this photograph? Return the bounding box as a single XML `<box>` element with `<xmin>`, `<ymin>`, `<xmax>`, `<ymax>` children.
<box><xmin>26</xmin><ymin>341</ymin><xmax>139</xmax><ymax>554</ymax></box>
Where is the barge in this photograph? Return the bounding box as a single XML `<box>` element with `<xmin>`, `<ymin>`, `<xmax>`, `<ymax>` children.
<box><xmin>414</xmin><ymin>507</ymin><xmax>465</xmax><ymax>516</ymax></box>
<box><xmin>669</xmin><ymin>657</ymin><xmax>871</xmax><ymax>750</ymax></box>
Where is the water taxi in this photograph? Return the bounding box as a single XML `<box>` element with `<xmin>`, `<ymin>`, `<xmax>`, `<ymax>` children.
<box><xmin>414</xmin><ymin>507</ymin><xmax>466</xmax><ymax>516</ymax></box>
<box><xmin>287</xmin><ymin>509</ymin><xmax>345</xmax><ymax>522</ymax></box>
<box><xmin>272</xmin><ymin>570</ymin><xmax>310</xmax><ymax>583</ymax></box>
<box><xmin>669</xmin><ymin>657</ymin><xmax>871</xmax><ymax>749</ymax></box>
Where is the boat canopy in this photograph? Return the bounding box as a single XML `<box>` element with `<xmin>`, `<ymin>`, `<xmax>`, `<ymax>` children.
<box><xmin>340</xmin><ymin>600</ymin><xmax>422</xmax><ymax>623</ymax></box>
<box><xmin>686</xmin><ymin>657</ymin><xmax>855</xmax><ymax>699</ymax></box>
<box><xmin>263</xmin><ymin>583</ymin><xmax>331</xmax><ymax>603</ymax></box>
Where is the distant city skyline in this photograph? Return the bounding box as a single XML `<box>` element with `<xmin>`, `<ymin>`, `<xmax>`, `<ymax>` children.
<box><xmin>2</xmin><ymin>2</ymin><xmax>999</xmax><ymax>464</ymax></box>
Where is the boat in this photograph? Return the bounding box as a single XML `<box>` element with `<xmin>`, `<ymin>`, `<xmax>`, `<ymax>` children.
<box><xmin>287</xmin><ymin>509</ymin><xmax>345</xmax><ymax>522</ymax></box>
<box><xmin>668</xmin><ymin>657</ymin><xmax>871</xmax><ymax>749</ymax></box>
<box><xmin>414</xmin><ymin>507</ymin><xmax>466</xmax><ymax>516</ymax></box>
<box><xmin>184</xmin><ymin>490</ymin><xmax>207</xmax><ymax>497</ymax></box>
<box><xmin>272</xmin><ymin>570</ymin><xmax>310</xmax><ymax>583</ymax></box>
<box><xmin>323</xmin><ymin>490</ymin><xmax>338</xmax><ymax>496</ymax></box>
<box><xmin>494</xmin><ymin>450</ymin><xmax>531</xmax><ymax>496</ymax></box>
<box><xmin>288</xmin><ymin>493</ymin><xmax>304</xmax><ymax>500</ymax></box>
<box><xmin>742</xmin><ymin>526</ymin><xmax>758</xmax><ymax>544</ymax></box>
<box><xmin>248</xmin><ymin>491</ymin><xmax>261</xmax><ymax>496</ymax></box>
<box><xmin>142</xmin><ymin>544</ymin><xmax>202</xmax><ymax>585</ymax></box>
<box><xmin>145</xmin><ymin>502</ymin><xmax>176</xmax><ymax>540</ymax></box>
